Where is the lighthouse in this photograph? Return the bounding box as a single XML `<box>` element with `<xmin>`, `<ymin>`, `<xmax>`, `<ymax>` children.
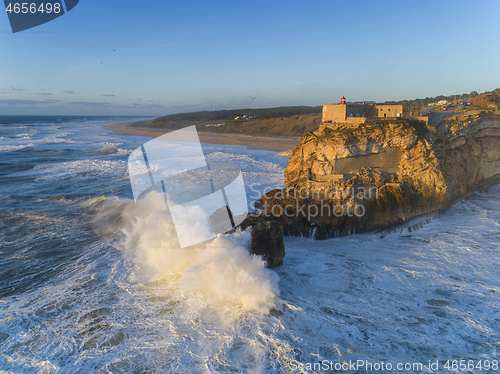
<box><xmin>340</xmin><ymin>96</ymin><xmax>346</xmax><ymax>104</ymax></box>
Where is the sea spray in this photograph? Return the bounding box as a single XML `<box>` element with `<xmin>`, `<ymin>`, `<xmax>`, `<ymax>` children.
<box><xmin>3</xmin><ymin>116</ymin><xmax>500</xmax><ymax>372</ymax></box>
<box><xmin>95</xmin><ymin>191</ymin><xmax>280</xmax><ymax>313</ymax></box>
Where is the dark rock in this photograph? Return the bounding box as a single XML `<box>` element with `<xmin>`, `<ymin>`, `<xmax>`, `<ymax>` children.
<box><xmin>239</xmin><ymin>215</ymin><xmax>285</xmax><ymax>268</ymax></box>
<box><xmin>207</xmin><ymin>206</ymin><xmax>286</xmax><ymax>268</ymax></box>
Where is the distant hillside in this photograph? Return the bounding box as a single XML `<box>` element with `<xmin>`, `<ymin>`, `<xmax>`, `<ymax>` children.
<box><xmin>143</xmin><ymin>106</ymin><xmax>323</xmax><ymax>136</ymax></box>
<box><xmin>470</xmin><ymin>92</ymin><xmax>500</xmax><ymax>111</ymax></box>
<box><xmin>382</xmin><ymin>91</ymin><xmax>481</xmax><ymax>106</ymax></box>
<box><xmin>155</xmin><ymin>106</ymin><xmax>321</xmax><ymax>122</ymax></box>
<box><xmin>133</xmin><ymin>90</ymin><xmax>500</xmax><ymax>137</ymax></box>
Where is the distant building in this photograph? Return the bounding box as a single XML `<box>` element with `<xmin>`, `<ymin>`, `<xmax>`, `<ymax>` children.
<box><xmin>322</xmin><ymin>96</ymin><xmax>424</xmax><ymax>124</ymax></box>
<box><xmin>205</xmin><ymin>123</ymin><xmax>226</xmax><ymax>127</ymax></box>
<box><xmin>428</xmin><ymin>100</ymin><xmax>448</xmax><ymax>106</ymax></box>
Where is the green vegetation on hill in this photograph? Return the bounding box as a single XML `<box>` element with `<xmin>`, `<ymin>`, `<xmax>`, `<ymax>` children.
<box><xmin>144</xmin><ymin>106</ymin><xmax>323</xmax><ymax>136</ymax></box>
<box><xmin>381</xmin><ymin>89</ymin><xmax>500</xmax><ymax>107</ymax></box>
<box><xmin>381</xmin><ymin>91</ymin><xmax>480</xmax><ymax>106</ymax></box>
<box><xmin>154</xmin><ymin>106</ymin><xmax>321</xmax><ymax>123</ymax></box>
<box><xmin>488</xmin><ymin>94</ymin><xmax>500</xmax><ymax>106</ymax></box>
<box><xmin>467</xmin><ymin>92</ymin><xmax>500</xmax><ymax>112</ymax></box>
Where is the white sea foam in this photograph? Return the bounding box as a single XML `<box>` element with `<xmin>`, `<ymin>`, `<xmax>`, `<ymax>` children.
<box><xmin>28</xmin><ymin>159</ymin><xmax>127</xmax><ymax>181</ymax></box>
<box><xmin>0</xmin><ymin>144</ymin><xmax>33</xmax><ymax>152</ymax></box>
<box><xmin>3</xmin><ymin>117</ymin><xmax>499</xmax><ymax>373</ymax></box>
<box><xmin>96</xmin><ymin>192</ymin><xmax>279</xmax><ymax>314</ymax></box>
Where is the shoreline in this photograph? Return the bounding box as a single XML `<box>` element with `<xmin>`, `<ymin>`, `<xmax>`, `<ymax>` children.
<box><xmin>104</xmin><ymin>121</ymin><xmax>301</xmax><ymax>152</ymax></box>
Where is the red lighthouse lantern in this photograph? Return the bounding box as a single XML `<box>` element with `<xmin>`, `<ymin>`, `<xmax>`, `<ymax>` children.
<box><xmin>340</xmin><ymin>96</ymin><xmax>346</xmax><ymax>104</ymax></box>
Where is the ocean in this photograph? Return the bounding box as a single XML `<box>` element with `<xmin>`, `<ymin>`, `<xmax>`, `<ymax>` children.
<box><xmin>0</xmin><ymin>116</ymin><xmax>499</xmax><ymax>373</ymax></box>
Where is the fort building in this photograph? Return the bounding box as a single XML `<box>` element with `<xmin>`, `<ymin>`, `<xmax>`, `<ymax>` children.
<box><xmin>307</xmin><ymin>97</ymin><xmax>430</xmax><ymax>185</ymax></box>
<box><xmin>322</xmin><ymin>96</ymin><xmax>426</xmax><ymax>124</ymax></box>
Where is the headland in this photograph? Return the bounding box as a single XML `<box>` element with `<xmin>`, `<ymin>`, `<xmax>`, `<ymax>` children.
<box><xmin>256</xmin><ymin>93</ymin><xmax>500</xmax><ymax>239</ymax></box>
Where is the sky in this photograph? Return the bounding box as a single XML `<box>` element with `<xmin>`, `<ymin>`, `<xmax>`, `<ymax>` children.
<box><xmin>0</xmin><ymin>0</ymin><xmax>499</xmax><ymax>116</ymax></box>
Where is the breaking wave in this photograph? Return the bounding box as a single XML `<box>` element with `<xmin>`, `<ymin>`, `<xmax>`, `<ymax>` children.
<box><xmin>95</xmin><ymin>192</ymin><xmax>280</xmax><ymax>314</ymax></box>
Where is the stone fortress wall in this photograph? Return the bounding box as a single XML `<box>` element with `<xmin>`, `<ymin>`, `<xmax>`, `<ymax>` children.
<box><xmin>310</xmin><ymin>98</ymin><xmax>427</xmax><ymax>184</ymax></box>
<box><xmin>321</xmin><ymin>97</ymin><xmax>425</xmax><ymax>125</ymax></box>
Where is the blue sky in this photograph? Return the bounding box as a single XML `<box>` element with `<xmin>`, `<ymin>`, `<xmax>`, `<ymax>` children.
<box><xmin>1</xmin><ymin>0</ymin><xmax>499</xmax><ymax>115</ymax></box>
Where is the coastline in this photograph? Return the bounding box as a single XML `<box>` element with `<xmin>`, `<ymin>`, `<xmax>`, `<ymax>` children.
<box><xmin>104</xmin><ymin>121</ymin><xmax>301</xmax><ymax>152</ymax></box>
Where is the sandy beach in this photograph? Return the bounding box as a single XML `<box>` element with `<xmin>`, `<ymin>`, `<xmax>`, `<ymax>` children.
<box><xmin>104</xmin><ymin>121</ymin><xmax>300</xmax><ymax>152</ymax></box>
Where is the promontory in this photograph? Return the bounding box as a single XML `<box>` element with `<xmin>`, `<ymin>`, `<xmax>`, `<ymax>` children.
<box><xmin>256</xmin><ymin>95</ymin><xmax>500</xmax><ymax>240</ymax></box>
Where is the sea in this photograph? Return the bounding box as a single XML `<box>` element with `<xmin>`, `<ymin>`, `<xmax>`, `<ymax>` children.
<box><xmin>0</xmin><ymin>116</ymin><xmax>499</xmax><ymax>373</ymax></box>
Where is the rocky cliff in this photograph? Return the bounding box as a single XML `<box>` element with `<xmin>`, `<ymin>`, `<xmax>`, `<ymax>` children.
<box><xmin>257</xmin><ymin>112</ymin><xmax>500</xmax><ymax>239</ymax></box>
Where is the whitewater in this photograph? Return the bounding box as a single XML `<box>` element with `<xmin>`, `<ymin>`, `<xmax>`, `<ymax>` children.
<box><xmin>0</xmin><ymin>116</ymin><xmax>499</xmax><ymax>373</ymax></box>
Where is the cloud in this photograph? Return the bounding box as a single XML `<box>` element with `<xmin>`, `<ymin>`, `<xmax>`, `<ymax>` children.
<box><xmin>0</xmin><ymin>99</ymin><xmax>61</xmax><ymax>106</ymax></box>
<box><xmin>38</xmin><ymin>93</ymin><xmax>52</xmax><ymax>96</ymax></box>
<box><xmin>67</xmin><ymin>101</ymin><xmax>168</xmax><ymax>110</ymax></box>
<box><xmin>0</xmin><ymin>98</ymin><xmax>202</xmax><ymax>111</ymax></box>
<box><xmin>100</xmin><ymin>94</ymin><xmax>116</xmax><ymax>97</ymax></box>
<box><xmin>139</xmin><ymin>103</ymin><xmax>177</xmax><ymax>110</ymax></box>
<box><xmin>0</xmin><ymin>98</ymin><xmax>191</xmax><ymax>115</ymax></box>
<box><xmin>62</xmin><ymin>91</ymin><xmax>75</xmax><ymax>94</ymax></box>
<box><xmin>69</xmin><ymin>101</ymin><xmax>114</xmax><ymax>107</ymax></box>
<box><xmin>10</xmin><ymin>87</ymin><xmax>26</xmax><ymax>91</ymax></box>
<box><xmin>170</xmin><ymin>102</ymin><xmax>205</xmax><ymax>109</ymax></box>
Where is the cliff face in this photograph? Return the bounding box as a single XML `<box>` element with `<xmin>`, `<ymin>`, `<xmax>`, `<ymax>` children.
<box><xmin>438</xmin><ymin>114</ymin><xmax>500</xmax><ymax>201</ymax></box>
<box><xmin>258</xmin><ymin>113</ymin><xmax>500</xmax><ymax>239</ymax></box>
